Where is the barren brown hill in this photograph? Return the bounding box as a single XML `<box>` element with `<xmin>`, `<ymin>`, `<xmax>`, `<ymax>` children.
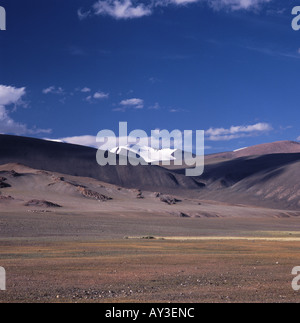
<box><xmin>234</xmin><ymin>140</ymin><xmax>300</xmax><ymax>156</ymax></box>
<box><xmin>205</xmin><ymin>140</ymin><xmax>300</xmax><ymax>164</ymax></box>
<box><xmin>196</xmin><ymin>153</ymin><xmax>300</xmax><ymax>209</ymax></box>
<box><xmin>167</xmin><ymin>151</ymin><xmax>300</xmax><ymax>209</ymax></box>
<box><xmin>0</xmin><ymin>135</ymin><xmax>203</xmax><ymax>190</ymax></box>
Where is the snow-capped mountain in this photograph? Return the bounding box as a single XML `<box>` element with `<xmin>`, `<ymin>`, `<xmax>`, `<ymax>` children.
<box><xmin>110</xmin><ymin>144</ymin><xmax>177</xmax><ymax>163</ymax></box>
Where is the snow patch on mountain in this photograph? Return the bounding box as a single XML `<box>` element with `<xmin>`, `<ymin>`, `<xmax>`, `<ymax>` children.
<box><xmin>110</xmin><ymin>145</ymin><xmax>177</xmax><ymax>163</ymax></box>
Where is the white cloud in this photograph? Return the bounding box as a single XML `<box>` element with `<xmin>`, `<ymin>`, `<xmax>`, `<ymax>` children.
<box><xmin>85</xmin><ymin>91</ymin><xmax>109</xmax><ymax>103</ymax></box>
<box><xmin>159</xmin><ymin>0</ymin><xmax>271</xmax><ymax>10</ymax></box>
<box><xmin>81</xmin><ymin>87</ymin><xmax>91</xmax><ymax>93</ymax></box>
<box><xmin>42</xmin><ymin>86</ymin><xmax>64</xmax><ymax>95</ymax></box>
<box><xmin>206</xmin><ymin>0</ymin><xmax>271</xmax><ymax>11</ymax></box>
<box><xmin>94</xmin><ymin>91</ymin><xmax>109</xmax><ymax>99</ymax></box>
<box><xmin>0</xmin><ymin>85</ymin><xmax>26</xmax><ymax>106</ymax></box>
<box><xmin>79</xmin><ymin>0</ymin><xmax>272</xmax><ymax>20</ymax></box>
<box><xmin>169</xmin><ymin>108</ymin><xmax>185</xmax><ymax>113</ymax></box>
<box><xmin>206</xmin><ymin>122</ymin><xmax>272</xmax><ymax>141</ymax></box>
<box><xmin>0</xmin><ymin>85</ymin><xmax>51</xmax><ymax>135</ymax></box>
<box><xmin>120</xmin><ymin>98</ymin><xmax>144</xmax><ymax>109</ymax></box>
<box><xmin>92</xmin><ymin>0</ymin><xmax>152</xmax><ymax>19</ymax></box>
<box><xmin>46</xmin><ymin>135</ymin><xmax>99</xmax><ymax>148</ymax></box>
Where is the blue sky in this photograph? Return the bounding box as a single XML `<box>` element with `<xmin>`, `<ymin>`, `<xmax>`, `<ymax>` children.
<box><xmin>0</xmin><ymin>0</ymin><xmax>300</xmax><ymax>153</ymax></box>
